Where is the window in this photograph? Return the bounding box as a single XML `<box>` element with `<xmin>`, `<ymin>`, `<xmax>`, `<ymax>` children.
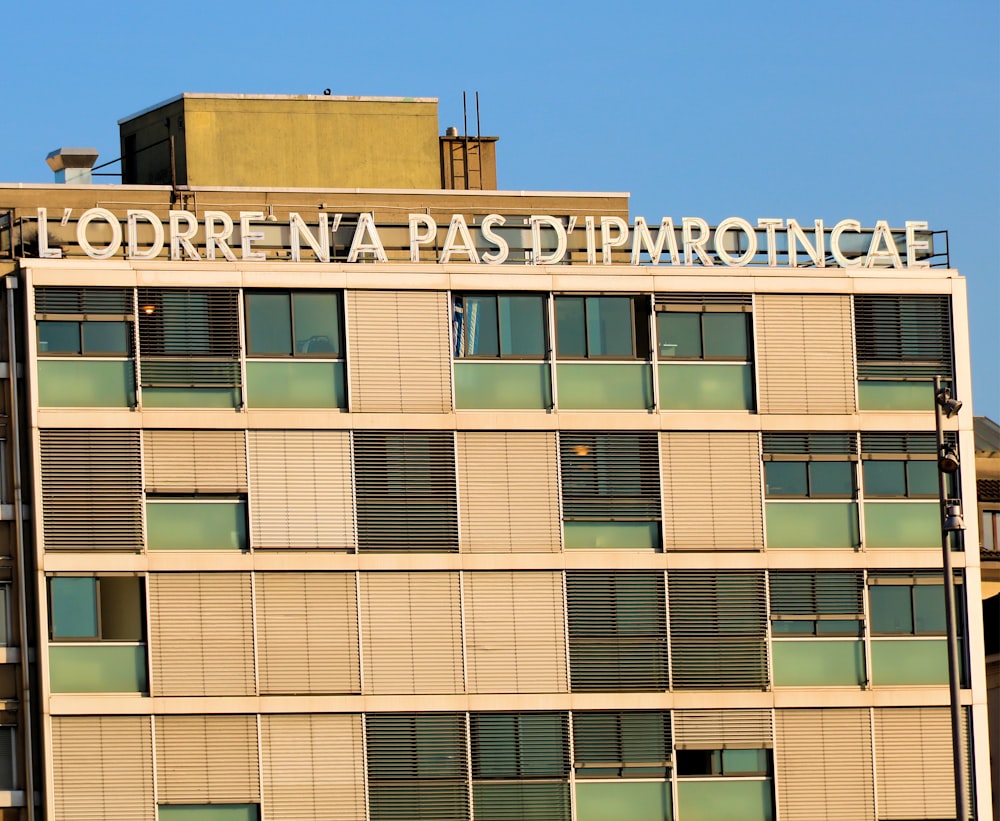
<box><xmin>47</xmin><ymin>575</ymin><xmax>147</xmax><ymax>693</ymax></box>
<box><xmin>145</xmin><ymin>497</ymin><xmax>248</xmax><ymax>551</ymax></box>
<box><xmin>655</xmin><ymin>294</ymin><xmax>755</xmax><ymax>411</ymax></box>
<box><xmin>353</xmin><ymin>431</ymin><xmax>458</xmax><ymax>552</ymax></box>
<box><xmin>867</xmin><ymin>571</ymin><xmax>961</xmax><ymax>686</ymax></box>
<box><xmin>769</xmin><ymin>572</ymin><xmax>863</xmax><ymax>637</ymax></box>
<box><xmin>763</xmin><ymin>434</ymin><xmax>860</xmax><ymax>549</ymax></box>
<box><xmin>0</xmin><ymin>725</ymin><xmax>13</xmax><ymax>790</ymax></box>
<box><xmin>572</xmin><ymin>711</ymin><xmax>670</xmax><ymax>779</ymax></box>
<box><xmin>34</xmin><ymin>286</ymin><xmax>135</xmax><ymax>407</ymax></box>
<box><xmin>158</xmin><ymin>807</ymin><xmax>259</xmax><ymax>821</ymax></box>
<box><xmin>668</xmin><ymin>571</ymin><xmax>768</xmax><ymax>690</ymax></box>
<box><xmin>983</xmin><ymin>509</ymin><xmax>1000</xmax><ymax>551</ymax></box>
<box><xmin>366</xmin><ymin>713</ymin><xmax>469</xmax><ymax>821</ymax></box>
<box><xmin>452</xmin><ymin>293</ymin><xmax>551</xmax><ymax>409</ymax></box>
<box><xmin>763</xmin><ymin>433</ymin><xmax>856</xmax><ymax>498</ymax></box>
<box><xmin>471</xmin><ymin>712</ymin><xmax>571</xmax><ymax>821</ymax></box>
<box><xmin>559</xmin><ymin>432</ymin><xmax>661</xmax><ymax>549</ymax></box>
<box><xmin>861</xmin><ymin>433</ymin><xmax>941</xmax><ymax>498</ymax></box>
<box><xmin>555</xmin><ymin>296</ymin><xmax>648</xmax><ymax>359</ymax></box>
<box><xmin>655</xmin><ymin>296</ymin><xmax>751</xmax><ymax>360</ymax></box>
<box><xmin>565</xmin><ymin>571</ymin><xmax>667</xmax><ymax>692</ymax></box>
<box><xmin>245</xmin><ymin>290</ymin><xmax>341</xmax><ymax>356</ymax></box>
<box><xmin>768</xmin><ymin>571</ymin><xmax>865</xmax><ymax>686</ymax></box>
<box><xmin>854</xmin><ymin>294</ymin><xmax>953</xmax><ymax>410</ymax></box>
<box><xmin>676</xmin><ymin>748</ymin><xmax>771</xmax><ymax>777</ymax></box>
<box><xmin>453</xmin><ymin>293</ymin><xmax>546</xmax><ymax>358</ymax></box>
<box><xmin>860</xmin><ymin>433</ymin><xmax>944</xmax><ymax>549</ymax></box>
<box><xmin>137</xmin><ymin>287</ymin><xmax>241</xmax><ymax>408</ymax></box>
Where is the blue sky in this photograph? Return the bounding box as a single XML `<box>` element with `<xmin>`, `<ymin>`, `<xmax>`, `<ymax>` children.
<box><xmin>3</xmin><ymin>0</ymin><xmax>997</xmax><ymax>417</ymax></box>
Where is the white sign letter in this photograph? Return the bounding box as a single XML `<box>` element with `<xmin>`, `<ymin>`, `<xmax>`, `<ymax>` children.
<box><xmin>126</xmin><ymin>210</ymin><xmax>165</xmax><ymax>260</ymax></box>
<box><xmin>289</xmin><ymin>213</ymin><xmax>330</xmax><ymax>263</ymax></box>
<box><xmin>441</xmin><ymin>214</ymin><xmax>480</xmax><ymax>264</ymax></box>
<box><xmin>864</xmin><ymin>220</ymin><xmax>903</xmax><ymax>269</ymax></box>
<box><xmin>204</xmin><ymin>211</ymin><xmax>237</xmax><ymax>262</ymax></box>
<box><xmin>530</xmin><ymin>216</ymin><xmax>567</xmax><ymax>265</ymax></box>
<box><xmin>830</xmin><ymin>219</ymin><xmax>863</xmax><ymax>268</ymax></box>
<box><xmin>631</xmin><ymin>217</ymin><xmax>679</xmax><ymax>266</ymax></box>
<box><xmin>714</xmin><ymin>217</ymin><xmax>758</xmax><ymax>266</ymax></box>
<box><xmin>408</xmin><ymin>214</ymin><xmax>437</xmax><ymax>263</ymax></box>
<box><xmin>239</xmin><ymin>212</ymin><xmax>266</xmax><ymax>262</ymax></box>
<box><xmin>682</xmin><ymin>217</ymin><xmax>714</xmax><ymax>265</ymax></box>
<box><xmin>756</xmin><ymin>219</ymin><xmax>783</xmax><ymax>267</ymax></box>
<box><xmin>905</xmin><ymin>220</ymin><xmax>931</xmax><ymax>268</ymax></box>
<box><xmin>35</xmin><ymin>208</ymin><xmax>63</xmax><ymax>258</ymax></box>
<box><xmin>77</xmin><ymin>208</ymin><xmax>123</xmax><ymax>260</ymax></box>
<box><xmin>169</xmin><ymin>211</ymin><xmax>200</xmax><ymax>260</ymax></box>
<box><xmin>480</xmin><ymin>214</ymin><xmax>509</xmax><ymax>265</ymax></box>
<box><xmin>600</xmin><ymin>217</ymin><xmax>630</xmax><ymax>265</ymax></box>
<box><xmin>347</xmin><ymin>213</ymin><xmax>388</xmax><ymax>262</ymax></box>
<box><xmin>787</xmin><ymin>219</ymin><xmax>825</xmax><ymax>268</ymax></box>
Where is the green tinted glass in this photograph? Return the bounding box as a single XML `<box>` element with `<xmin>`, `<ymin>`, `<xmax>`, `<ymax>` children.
<box><xmin>703</xmin><ymin>312</ymin><xmax>748</xmax><ymax>359</ymax></box>
<box><xmin>37</xmin><ymin>321</ymin><xmax>80</xmax><ymax>354</ymax></box>
<box><xmin>659</xmin><ymin>363</ymin><xmax>754</xmax><ymax>410</ymax></box>
<box><xmin>555</xmin><ymin>297</ymin><xmax>587</xmax><ymax>356</ymax></box>
<box><xmin>864</xmin><ymin>502</ymin><xmax>939</xmax><ymax>548</ymax></box>
<box><xmin>771</xmin><ymin>640</ymin><xmax>865</xmax><ymax>686</ymax></box>
<box><xmin>50</xmin><ymin>577</ymin><xmax>98</xmax><ymax>638</ymax></box>
<box><xmin>556</xmin><ymin>363</ymin><xmax>652</xmax><ymax>410</ymax></box>
<box><xmin>463</xmin><ymin>295</ymin><xmax>499</xmax><ymax>356</ymax></box>
<box><xmin>246</xmin><ymin>292</ymin><xmax>292</xmax><ymax>354</ymax></box>
<box><xmin>564</xmin><ymin>521</ymin><xmax>660</xmax><ymax>550</ymax></box>
<box><xmin>657</xmin><ymin>312</ymin><xmax>701</xmax><ymax>357</ymax></box>
<box><xmin>870</xmin><ymin>639</ymin><xmax>948</xmax><ymax>685</ymax></box>
<box><xmin>576</xmin><ymin>781</ymin><xmax>672</xmax><ymax>821</ymax></box>
<box><xmin>49</xmin><ymin>644</ymin><xmax>147</xmax><ymax>693</ymax></box>
<box><xmin>771</xmin><ymin>621</ymin><xmax>814</xmax><ymax>635</ymax></box>
<box><xmin>913</xmin><ymin>584</ymin><xmax>946</xmax><ymax>634</ymax></box>
<box><xmin>863</xmin><ymin>461</ymin><xmax>907</xmax><ymax>496</ymax></box>
<box><xmin>869</xmin><ymin>586</ymin><xmax>913</xmax><ymax>633</ymax></box>
<box><xmin>246</xmin><ymin>361</ymin><xmax>345</xmax><ymax>408</ymax></box>
<box><xmin>146</xmin><ymin>501</ymin><xmax>247</xmax><ymax>550</ymax></box>
<box><xmin>677</xmin><ymin>780</ymin><xmax>773</xmax><ymax>821</ymax></box>
<box><xmin>292</xmin><ymin>292</ymin><xmax>340</xmax><ymax>354</ymax></box>
<box><xmin>765</xmin><ymin>462</ymin><xmax>807</xmax><ymax>496</ymax></box>
<box><xmin>38</xmin><ymin>360</ymin><xmax>136</xmax><ymax>407</ymax></box>
<box><xmin>158</xmin><ymin>807</ymin><xmax>259</xmax><ymax>821</ymax></box>
<box><xmin>809</xmin><ymin>462</ymin><xmax>854</xmax><ymax>497</ymax></box>
<box><xmin>587</xmin><ymin>297</ymin><xmax>633</xmax><ymax>356</ymax></box>
<box><xmin>722</xmin><ymin>749</ymin><xmax>769</xmax><ymax>775</ymax></box>
<box><xmin>454</xmin><ymin>362</ymin><xmax>551</xmax><ymax>409</ymax></box>
<box><xmin>500</xmin><ymin>295</ymin><xmax>546</xmax><ymax>356</ymax></box>
<box><xmin>858</xmin><ymin>380</ymin><xmax>934</xmax><ymax>410</ymax></box>
<box><xmin>82</xmin><ymin>321</ymin><xmax>129</xmax><ymax>354</ymax></box>
<box><xmin>765</xmin><ymin>502</ymin><xmax>860</xmax><ymax>549</ymax></box>
<box><xmin>907</xmin><ymin>461</ymin><xmax>939</xmax><ymax>496</ymax></box>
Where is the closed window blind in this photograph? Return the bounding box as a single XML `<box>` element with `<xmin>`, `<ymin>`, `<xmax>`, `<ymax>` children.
<box><xmin>354</xmin><ymin>431</ymin><xmax>458</xmax><ymax>552</ymax></box>
<box><xmin>565</xmin><ymin>571</ymin><xmax>667</xmax><ymax>692</ymax></box>
<box><xmin>559</xmin><ymin>432</ymin><xmax>660</xmax><ymax>520</ymax></box>
<box><xmin>573</xmin><ymin>711</ymin><xmax>671</xmax><ymax>778</ymax></box>
<box><xmin>40</xmin><ymin>429</ymin><xmax>143</xmax><ymax>551</ymax></box>
<box><xmin>669</xmin><ymin>571</ymin><xmax>768</xmax><ymax>689</ymax></box>
<box><xmin>855</xmin><ymin>294</ymin><xmax>953</xmax><ymax>378</ymax></box>
<box><xmin>366</xmin><ymin>713</ymin><xmax>470</xmax><ymax>821</ymax></box>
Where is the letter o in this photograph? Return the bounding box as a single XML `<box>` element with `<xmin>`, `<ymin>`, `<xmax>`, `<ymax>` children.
<box><xmin>77</xmin><ymin>208</ymin><xmax>123</xmax><ymax>260</ymax></box>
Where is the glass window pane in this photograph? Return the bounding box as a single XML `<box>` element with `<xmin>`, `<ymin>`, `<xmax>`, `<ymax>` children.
<box><xmin>657</xmin><ymin>312</ymin><xmax>701</xmax><ymax>357</ymax></box>
<box><xmin>703</xmin><ymin>312</ymin><xmax>748</xmax><ymax>359</ymax></box>
<box><xmin>49</xmin><ymin>644</ymin><xmax>147</xmax><ymax>693</ymax></box>
<box><xmin>499</xmin><ymin>295</ymin><xmax>545</xmax><ymax>356</ymax></box>
<box><xmin>576</xmin><ymin>781</ymin><xmax>672</xmax><ymax>821</ymax></box>
<box><xmin>462</xmin><ymin>295</ymin><xmax>499</xmax><ymax>356</ymax></box>
<box><xmin>913</xmin><ymin>584</ymin><xmax>946</xmax><ymax>634</ymax></box>
<box><xmin>765</xmin><ymin>462</ymin><xmax>807</xmax><ymax>496</ymax></box>
<box><xmin>38</xmin><ymin>360</ymin><xmax>136</xmax><ymax>408</ymax></box>
<box><xmin>765</xmin><ymin>501</ymin><xmax>860</xmax><ymax>549</ymax></box>
<box><xmin>869</xmin><ymin>586</ymin><xmax>914</xmax><ymax>634</ymax></box>
<box><xmin>907</xmin><ymin>460</ymin><xmax>939</xmax><ymax>497</ymax></box>
<box><xmin>146</xmin><ymin>501</ymin><xmax>247</xmax><ymax>551</ymax></box>
<box><xmin>864</xmin><ymin>502</ymin><xmax>940</xmax><ymax>548</ymax></box>
<box><xmin>50</xmin><ymin>577</ymin><xmax>98</xmax><ymax>638</ymax></box>
<box><xmin>815</xmin><ymin>619</ymin><xmax>862</xmax><ymax>636</ymax></box>
<box><xmin>246</xmin><ymin>293</ymin><xmax>292</xmax><ymax>355</ymax></box>
<box><xmin>158</xmin><ymin>807</ymin><xmax>259</xmax><ymax>821</ymax></box>
<box><xmin>677</xmin><ymin>780</ymin><xmax>774</xmax><ymax>821</ymax></box>
<box><xmin>870</xmin><ymin>638</ymin><xmax>949</xmax><ymax>685</ymax></box>
<box><xmin>292</xmin><ymin>292</ymin><xmax>340</xmax><ymax>354</ymax></box>
<box><xmin>722</xmin><ymin>749</ymin><xmax>769</xmax><ymax>775</ymax></box>
<box><xmin>81</xmin><ymin>321</ymin><xmax>128</xmax><ymax>354</ymax></box>
<box><xmin>771</xmin><ymin>640</ymin><xmax>865</xmax><ymax>686</ymax></box>
<box><xmin>37</xmin><ymin>321</ymin><xmax>80</xmax><ymax>354</ymax></box>
<box><xmin>772</xmin><ymin>621</ymin><xmax>814</xmax><ymax>635</ymax></box>
<box><xmin>556</xmin><ymin>297</ymin><xmax>587</xmax><ymax>357</ymax></box>
<box><xmin>809</xmin><ymin>462</ymin><xmax>854</xmax><ymax>497</ymax></box>
<box><xmin>863</xmin><ymin>461</ymin><xmax>907</xmax><ymax>496</ymax></box>
<box><xmin>587</xmin><ymin>297</ymin><xmax>633</xmax><ymax>357</ymax></box>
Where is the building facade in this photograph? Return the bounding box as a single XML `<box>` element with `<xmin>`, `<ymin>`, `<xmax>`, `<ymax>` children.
<box><xmin>0</xmin><ymin>94</ymin><xmax>992</xmax><ymax>821</ymax></box>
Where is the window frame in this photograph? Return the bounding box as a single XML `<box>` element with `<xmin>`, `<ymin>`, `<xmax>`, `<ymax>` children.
<box><xmin>37</xmin><ymin>318</ymin><xmax>134</xmax><ymax>358</ymax></box>
<box><xmin>764</xmin><ymin>457</ymin><xmax>857</xmax><ymax>499</ymax></box>
<box><xmin>554</xmin><ymin>295</ymin><xmax>648</xmax><ymax>360</ymax></box>
<box><xmin>47</xmin><ymin>575</ymin><xmax>146</xmax><ymax>643</ymax></box>
<box><xmin>654</xmin><ymin>305</ymin><xmax>752</xmax><ymax>362</ymax></box>
<box><xmin>244</xmin><ymin>289</ymin><xmax>343</xmax><ymax>359</ymax></box>
<box><xmin>676</xmin><ymin>748</ymin><xmax>772</xmax><ymax>778</ymax></box>
<box><xmin>452</xmin><ymin>292</ymin><xmax>548</xmax><ymax>360</ymax></box>
<box><xmin>867</xmin><ymin>575</ymin><xmax>955</xmax><ymax>637</ymax></box>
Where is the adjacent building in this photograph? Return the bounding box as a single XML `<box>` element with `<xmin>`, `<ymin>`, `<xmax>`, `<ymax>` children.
<box><xmin>0</xmin><ymin>93</ymin><xmax>992</xmax><ymax>820</ymax></box>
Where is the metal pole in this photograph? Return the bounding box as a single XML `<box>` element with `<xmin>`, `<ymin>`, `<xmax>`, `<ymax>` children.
<box><xmin>934</xmin><ymin>374</ymin><xmax>970</xmax><ymax>821</ymax></box>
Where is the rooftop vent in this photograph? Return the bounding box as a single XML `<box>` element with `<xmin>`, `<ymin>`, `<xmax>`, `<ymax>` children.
<box><xmin>45</xmin><ymin>147</ymin><xmax>100</xmax><ymax>184</ymax></box>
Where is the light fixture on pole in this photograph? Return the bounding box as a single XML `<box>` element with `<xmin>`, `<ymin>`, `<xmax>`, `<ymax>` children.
<box><xmin>933</xmin><ymin>376</ymin><xmax>969</xmax><ymax>821</ymax></box>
